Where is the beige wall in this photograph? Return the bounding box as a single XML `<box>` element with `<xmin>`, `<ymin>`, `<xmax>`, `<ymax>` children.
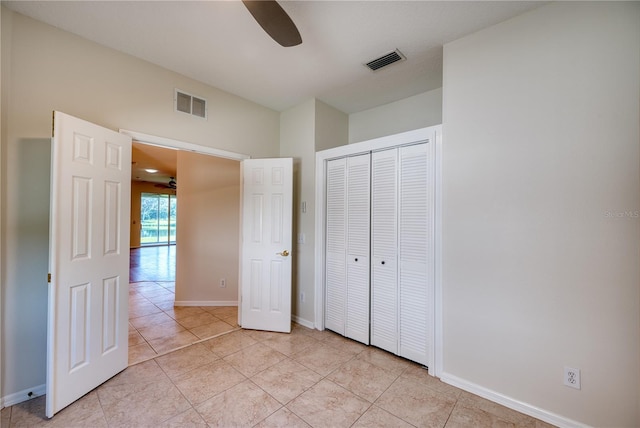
<box><xmin>280</xmin><ymin>99</ymin><xmax>315</xmax><ymax>323</ymax></box>
<box><xmin>316</xmin><ymin>100</ymin><xmax>349</xmax><ymax>153</ymax></box>
<box><xmin>1</xmin><ymin>8</ymin><xmax>279</xmax><ymax>400</ymax></box>
<box><xmin>130</xmin><ymin>181</ymin><xmax>177</xmax><ymax>248</ymax></box>
<box><xmin>174</xmin><ymin>152</ymin><xmax>240</xmax><ymax>304</ymax></box>
<box><xmin>0</xmin><ymin>6</ymin><xmax>10</xmax><ymax>402</ymax></box>
<box><xmin>280</xmin><ymin>99</ymin><xmax>347</xmax><ymax>325</ymax></box>
<box><xmin>442</xmin><ymin>2</ymin><xmax>640</xmax><ymax>426</ymax></box>
<box><xmin>348</xmin><ymin>88</ymin><xmax>442</xmax><ymax>144</ymax></box>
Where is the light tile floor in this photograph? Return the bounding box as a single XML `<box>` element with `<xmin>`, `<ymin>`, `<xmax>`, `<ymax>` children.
<box><xmin>3</xmin><ymin>323</ymin><xmax>557</xmax><ymax>427</ymax></box>
<box><xmin>128</xmin><ymin>280</ymin><xmax>239</xmax><ymax>365</ymax></box>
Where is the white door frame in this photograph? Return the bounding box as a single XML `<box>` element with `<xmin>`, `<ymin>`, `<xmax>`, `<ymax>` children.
<box><xmin>119</xmin><ymin>130</ymin><xmax>250</xmax><ymax>162</ymax></box>
<box><xmin>314</xmin><ymin>125</ymin><xmax>443</xmax><ymax>377</ymax></box>
<box><xmin>119</xmin><ymin>129</ymin><xmax>250</xmax><ymax>309</ymax></box>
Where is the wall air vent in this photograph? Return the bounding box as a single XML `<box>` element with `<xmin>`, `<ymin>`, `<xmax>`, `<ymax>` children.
<box><xmin>175</xmin><ymin>89</ymin><xmax>207</xmax><ymax>119</ymax></box>
<box><xmin>365</xmin><ymin>49</ymin><xmax>406</xmax><ymax>71</ymax></box>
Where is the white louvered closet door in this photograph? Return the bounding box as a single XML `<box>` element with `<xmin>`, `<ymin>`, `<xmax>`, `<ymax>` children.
<box><xmin>345</xmin><ymin>154</ymin><xmax>371</xmax><ymax>344</ymax></box>
<box><xmin>398</xmin><ymin>143</ymin><xmax>434</xmax><ymax>366</ymax></box>
<box><xmin>325</xmin><ymin>158</ymin><xmax>347</xmax><ymax>335</ymax></box>
<box><xmin>370</xmin><ymin>148</ymin><xmax>398</xmax><ymax>354</ymax></box>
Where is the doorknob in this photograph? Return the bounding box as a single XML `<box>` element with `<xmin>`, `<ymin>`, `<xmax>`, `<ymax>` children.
<box><xmin>277</xmin><ymin>250</ymin><xmax>290</xmax><ymax>257</ymax></box>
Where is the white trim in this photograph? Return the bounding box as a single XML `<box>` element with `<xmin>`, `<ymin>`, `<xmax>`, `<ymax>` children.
<box><xmin>440</xmin><ymin>373</ymin><xmax>590</xmax><ymax>428</ymax></box>
<box><xmin>1</xmin><ymin>384</ymin><xmax>46</xmax><ymax>408</ymax></box>
<box><xmin>238</xmin><ymin>161</ymin><xmax>245</xmax><ymax>329</ymax></box>
<box><xmin>120</xmin><ymin>131</ymin><xmax>245</xmax><ymax>318</ymax></box>
<box><xmin>119</xmin><ymin>129</ymin><xmax>250</xmax><ymax>161</ymax></box>
<box><xmin>433</xmin><ymin>126</ymin><xmax>443</xmax><ymax>378</ymax></box>
<box><xmin>314</xmin><ymin>153</ymin><xmax>326</xmax><ymax>330</ymax></box>
<box><xmin>174</xmin><ymin>301</ymin><xmax>238</xmax><ymax>307</ymax></box>
<box><xmin>314</xmin><ymin>125</ymin><xmax>443</xmax><ymax>374</ymax></box>
<box><xmin>317</xmin><ymin>127</ymin><xmax>435</xmax><ymax>160</ymax></box>
<box><xmin>292</xmin><ymin>315</ymin><xmax>314</xmax><ymax>329</ymax></box>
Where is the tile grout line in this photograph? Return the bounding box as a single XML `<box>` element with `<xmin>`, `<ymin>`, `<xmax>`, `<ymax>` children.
<box><xmin>129</xmin><ymin>274</ymin><xmax>450</xmax><ymax>427</ymax></box>
<box><xmin>129</xmin><ymin>282</ymin><xmax>241</xmax><ymax>364</ymax></box>
<box><xmin>132</xmin><ymin>296</ymin><xmax>435</xmax><ymax>428</ymax></box>
<box><xmin>155</xmin><ymin>357</ymin><xmax>202</xmax><ymax>427</ymax></box>
<box><xmin>129</xmin><ymin>327</ymin><xmax>242</xmax><ymax>367</ymax></box>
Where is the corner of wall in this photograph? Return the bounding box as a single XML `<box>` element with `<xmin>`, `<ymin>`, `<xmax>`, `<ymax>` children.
<box><xmin>314</xmin><ymin>100</ymin><xmax>348</xmax><ymax>151</ymax></box>
<box><xmin>0</xmin><ymin>6</ymin><xmax>14</xmax><ymax>403</ymax></box>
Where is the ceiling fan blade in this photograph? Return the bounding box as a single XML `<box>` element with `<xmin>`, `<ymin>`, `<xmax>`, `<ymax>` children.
<box><xmin>242</xmin><ymin>0</ymin><xmax>302</xmax><ymax>47</ymax></box>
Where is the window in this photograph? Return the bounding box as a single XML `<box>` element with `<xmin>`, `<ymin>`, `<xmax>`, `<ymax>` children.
<box><xmin>140</xmin><ymin>193</ymin><xmax>177</xmax><ymax>245</ymax></box>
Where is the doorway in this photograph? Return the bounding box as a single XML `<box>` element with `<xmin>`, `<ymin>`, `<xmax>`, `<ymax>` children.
<box><xmin>46</xmin><ymin>117</ymin><xmax>292</xmax><ymax>417</ymax></box>
<box><xmin>126</xmin><ymin>132</ymin><xmax>248</xmax><ymax>365</ymax></box>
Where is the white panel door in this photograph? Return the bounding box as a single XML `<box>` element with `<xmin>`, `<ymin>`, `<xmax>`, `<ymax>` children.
<box><xmin>398</xmin><ymin>143</ymin><xmax>433</xmax><ymax>366</ymax></box>
<box><xmin>345</xmin><ymin>154</ymin><xmax>371</xmax><ymax>344</ymax></box>
<box><xmin>325</xmin><ymin>158</ymin><xmax>347</xmax><ymax>335</ymax></box>
<box><xmin>47</xmin><ymin>112</ymin><xmax>131</xmax><ymax>417</ymax></box>
<box><xmin>370</xmin><ymin>148</ymin><xmax>398</xmax><ymax>354</ymax></box>
<box><xmin>240</xmin><ymin>158</ymin><xmax>293</xmax><ymax>333</ymax></box>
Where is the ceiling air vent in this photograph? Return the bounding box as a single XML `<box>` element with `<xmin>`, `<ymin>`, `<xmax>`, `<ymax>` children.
<box><xmin>175</xmin><ymin>89</ymin><xmax>207</xmax><ymax>119</ymax></box>
<box><xmin>365</xmin><ymin>49</ymin><xmax>406</xmax><ymax>71</ymax></box>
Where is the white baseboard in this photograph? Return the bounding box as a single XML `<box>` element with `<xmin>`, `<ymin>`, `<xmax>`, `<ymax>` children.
<box><xmin>174</xmin><ymin>301</ymin><xmax>238</xmax><ymax>307</ymax></box>
<box><xmin>1</xmin><ymin>384</ymin><xmax>46</xmax><ymax>408</ymax></box>
<box><xmin>440</xmin><ymin>372</ymin><xmax>589</xmax><ymax>428</ymax></box>
<box><xmin>292</xmin><ymin>315</ymin><xmax>314</xmax><ymax>329</ymax></box>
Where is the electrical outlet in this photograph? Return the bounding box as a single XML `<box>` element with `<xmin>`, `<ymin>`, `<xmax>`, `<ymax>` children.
<box><xmin>564</xmin><ymin>366</ymin><xmax>581</xmax><ymax>390</ymax></box>
<box><xmin>300</xmin><ymin>292</ymin><xmax>305</xmax><ymax>302</ymax></box>
<box><xmin>219</xmin><ymin>278</ymin><xmax>226</xmax><ymax>288</ymax></box>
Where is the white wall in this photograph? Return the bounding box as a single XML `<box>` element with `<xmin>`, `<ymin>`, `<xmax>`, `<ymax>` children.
<box><xmin>280</xmin><ymin>99</ymin><xmax>347</xmax><ymax>326</ymax></box>
<box><xmin>348</xmin><ymin>88</ymin><xmax>442</xmax><ymax>144</ymax></box>
<box><xmin>175</xmin><ymin>152</ymin><xmax>240</xmax><ymax>304</ymax></box>
<box><xmin>442</xmin><ymin>2</ymin><xmax>640</xmax><ymax>427</ymax></box>
<box><xmin>1</xmin><ymin>8</ymin><xmax>279</xmax><ymax>402</ymax></box>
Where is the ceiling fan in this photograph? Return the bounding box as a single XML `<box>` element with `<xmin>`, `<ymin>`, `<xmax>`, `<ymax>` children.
<box><xmin>155</xmin><ymin>177</ymin><xmax>177</xmax><ymax>190</ymax></box>
<box><xmin>242</xmin><ymin>0</ymin><xmax>302</xmax><ymax>47</ymax></box>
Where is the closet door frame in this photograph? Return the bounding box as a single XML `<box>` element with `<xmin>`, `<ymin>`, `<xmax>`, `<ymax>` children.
<box><xmin>314</xmin><ymin>125</ymin><xmax>443</xmax><ymax>377</ymax></box>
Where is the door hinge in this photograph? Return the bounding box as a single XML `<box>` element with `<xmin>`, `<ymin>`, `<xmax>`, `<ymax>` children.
<box><xmin>51</xmin><ymin>111</ymin><xmax>55</xmax><ymax>138</ymax></box>
<box><xmin>48</xmin><ymin>273</ymin><xmax>51</xmax><ymax>283</ymax></box>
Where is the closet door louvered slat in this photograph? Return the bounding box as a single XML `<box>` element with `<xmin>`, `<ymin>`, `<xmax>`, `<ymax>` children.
<box><xmin>325</xmin><ymin>158</ymin><xmax>347</xmax><ymax>335</ymax></box>
<box><xmin>345</xmin><ymin>154</ymin><xmax>371</xmax><ymax>344</ymax></box>
<box><xmin>370</xmin><ymin>148</ymin><xmax>398</xmax><ymax>354</ymax></box>
<box><xmin>398</xmin><ymin>143</ymin><xmax>433</xmax><ymax>366</ymax></box>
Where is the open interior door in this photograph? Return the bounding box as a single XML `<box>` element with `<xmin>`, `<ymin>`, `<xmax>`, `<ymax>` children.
<box><xmin>239</xmin><ymin>158</ymin><xmax>293</xmax><ymax>333</ymax></box>
<box><xmin>47</xmin><ymin>112</ymin><xmax>131</xmax><ymax>417</ymax></box>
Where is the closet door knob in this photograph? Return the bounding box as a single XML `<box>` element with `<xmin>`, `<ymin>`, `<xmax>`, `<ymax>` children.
<box><xmin>355</xmin><ymin>258</ymin><xmax>358</xmax><ymax>262</ymax></box>
<box><xmin>381</xmin><ymin>261</ymin><xmax>385</xmax><ymax>265</ymax></box>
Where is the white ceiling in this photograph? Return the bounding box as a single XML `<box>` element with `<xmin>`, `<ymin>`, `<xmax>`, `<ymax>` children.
<box><xmin>2</xmin><ymin>0</ymin><xmax>544</xmax><ymax>114</ymax></box>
